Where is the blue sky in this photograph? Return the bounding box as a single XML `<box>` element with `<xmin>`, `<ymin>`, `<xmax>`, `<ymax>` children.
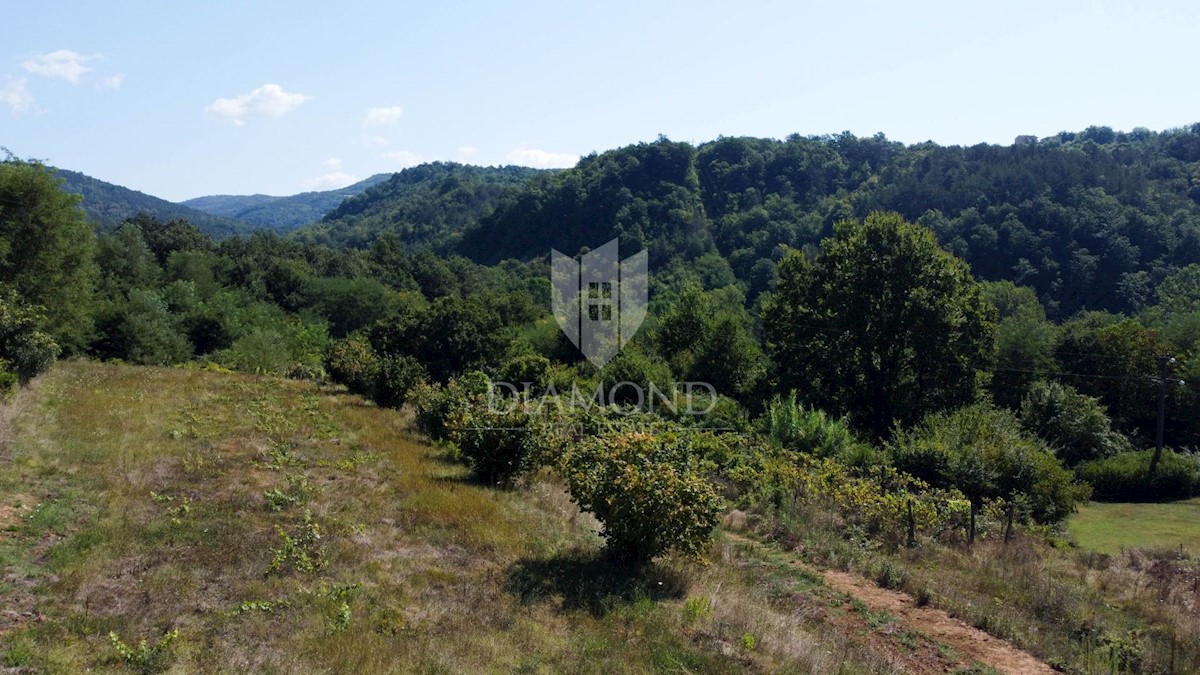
<box><xmin>2</xmin><ymin>1</ymin><xmax>1198</xmax><ymax>201</ymax></box>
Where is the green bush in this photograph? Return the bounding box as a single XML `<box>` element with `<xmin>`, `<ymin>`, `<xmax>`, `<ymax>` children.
<box><xmin>324</xmin><ymin>335</ymin><xmax>381</xmax><ymax>397</ymax></box>
<box><xmin>761</xmin><ymin>392</ymin><xmax>863</xmax><ymax>460</ymax></box>
<box><xmin>497</xmin><ymin>353</ymin><xmax>551</xmax><ymax>390</ymax></box>
<box><xmin>456</xmin><ymin>403</ymin><xmax>555</xmax><ymax>486</ymax></box>
<box><xmin>0</xmin><ymin>290</ymin><xmax>59</xmax><ymax>384</ymax></box>
<box><xmin>0</xmin><ymin>364</ymin><xmax>17</xmax><ymax>400</ymax></box>
<box><xmin>598</xmin><ymin>348</ymin><xmax>674</xmax><ymax>406</ymax></box>
<box><xmin>559</xmin><ymin>427</ymin><xmax>724</xmax><ymax>564</ymax></box>
<box><xmin>1076</xmin><ymin>450</ymin><xmax>1199</xmax><ymax>502</ymax></box>
<box><xmin>372</xmin><ymin>355</ymin><xmax>426</xmax><ymax>409</ymax></box>
<box><xmin>1019</xmin><ymin>381</ymin><xmax>1130</xmax><ymax>467</ymax></box>
<box><xmin>410</xmin><ymin>372</ymin><xmax>491</xmax><ymax>442</ymax></box>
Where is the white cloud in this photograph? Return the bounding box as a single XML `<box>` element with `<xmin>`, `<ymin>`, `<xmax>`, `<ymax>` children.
<box><xmin>321</xmin><ymin>158</ymin><xmax>343</xmax><ymax>170</ymax></box>
<box><xmin>23</xmin><ymin>49</ymin><xmax>98</xmax><ymax>84</ymax></box>
<box><xmin>303</xmin><ymin>171</ymin><xmax>357</xmax><ymax>190</ymax></box>
<box><xmin>381</xmin><ymin>150</ymin><xmax>422</xmax><ymax>168</ymax></box>
<box><xmin>505</xmin><ymin>146</ymin><xmax>578</xmax><ymax>168</ymax></box>
<box><xmin>205</xmin><ymin>84</ymin><xmax>311</xmax><ymax>126</ymax></box>
<box><xmin>0</xmin><ymin>77</ymin><xmax>35</xmax><ymax>116</ymax></box>
<box><xmin>361</xmin><ymin>134</ymin><xmax>390</xmax><ymax>147</ymax></box>
<box><xmin>97</xmin><ymin>73</ymin><xmax>125</xmax><ymax>90</ymax></box>
<box><xmin>458</xmin><ymin>145</ymin><xmax>479</xmax><ymax>160</ymax></box>
<box><xmin>363</xmin><ymin>105</ymin><xmax>403</xmax><ymax>127</ymax></box>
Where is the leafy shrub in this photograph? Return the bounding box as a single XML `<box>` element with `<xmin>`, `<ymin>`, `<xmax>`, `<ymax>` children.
<box><xmin>0</xmin><ymin>363</ymin><xmax>17</xmax><ymax>400</ymax></box>
<box><xmin>761</xmin><ymin>392</ymin><xmax>863</xmax><ymax>460</ymax></box>
<box><xmin>497</xmin><ymin>353</ymin><xmax>551</xmax><ymax>389</ymax></box>
<box><xmin>1019</xmin><ymin>381</ymin><xmax>1131</xmax><ymax>466</ymax></box>
<box><xmin>215</xmin><ymin>320</ymin><xmax>328</xmax><ymax>377</ymax></box>
<box><xmin>108</xmin><ymin>629</ymin><xmax>180</xmax><ymax>674</ymax></box>
<box><xmin>324</xmin><ymin>334</ymin><xmax>381</xmax><ymax>397</ymax></box>
<box><xmin>372</xmin><ymin>354</ymin><xmax>425</xmax><ymax>409</ymax></box>
<box><xmin>1076</xmin><ymin>450</ymin><xmax>1199</xmax><ymax>502</ymax></box>
<box><xmin>559</xmin><ymin>427</ymin><xmax>723</xmax><ymax>564</ymax></box>
<box><xmin>598</xmin><ymin>348</ymin><xmax>674</xmax><ymax>406</ymax></box>
<box><xmin>0</xmin><ymin>290</ymin><xmax>59</xmax><ymax>384</ymax></box>
<box><xmin>455</xmin><ymin>403</ymin><xmax>557</xmax><ymax>486</ymax></box>
<box><xmin>410</xmin><ymin>372</ymin><xmax>491</xmax><ymax>442</ymax></box>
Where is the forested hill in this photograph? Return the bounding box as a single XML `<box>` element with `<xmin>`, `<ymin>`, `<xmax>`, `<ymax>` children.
<box><xmin>182</xmin><ymin>173</ymin><xmax>391</xmax><ymax>232</ymax></box>
<box><xmin>55</xmin><ymin>169</ymin><xmax>256</xmax><ymax>238</ymax></box>
<box><xmin>290</xmin><ymin>162</ymin><xmax>545</xmax><ymax>249</ymax></box>
<box><xmin>455</xmin><ymin>127</ymin><xmax>1200</xmax><ymax>318</ymax></box>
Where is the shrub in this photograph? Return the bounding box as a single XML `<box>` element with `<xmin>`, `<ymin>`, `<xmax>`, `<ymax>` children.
<box><xmin>559</xmin><ymin>428</ymin><xmax>724</xmax><ymax>564</ymax></box>
<box><xmin>1076</xmin><ymin>450</ymin><xmax>1199</xmax><ymax>502</ymax></box>
<box><xmin>0</xmin><ymin>290</ymin><xmax>59</xmax><ymax>384</ymax></box>
<box><xmin>1019</xmin><ymin>381</ymin><xmax>1131</xmax><ymax>466</ymax></box>
<box><xmin>324</xmin><ymin>334</ymin><xmax>380</xmax><ymax>397</ymax></box>
<box><xmin>410</xmin><ymin>372</ymin><xmax>491</xmax><ymax>442</ymax></box>
<box><xmin>497</xmin><ymin>353</ymin><xmax>551</xmax><ymax>390</ymax></box>
<box><xmin>761</xmin><ymin>392</ymin><xmax>863</xmax><ymax>460</ymax></box>
<box><xmin>598</xmin><ymin>348</ymin><xmax>674</xmax><ymax>406</ymax></box>
<box><xmin>372</xmin><ymin>354</ymin><xmax>425</xmax><ymax>409</ymax></box>
<box><xmin>455</xmin><ymin>403</ymin><xmax>556</xmax><ymax>486</ymax></box>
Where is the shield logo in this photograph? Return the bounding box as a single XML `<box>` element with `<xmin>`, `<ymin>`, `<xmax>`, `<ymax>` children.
<box><xmin>551</xmin><ymin>239</ymin><xmax>648</xmax><ymax>368</ymax></box>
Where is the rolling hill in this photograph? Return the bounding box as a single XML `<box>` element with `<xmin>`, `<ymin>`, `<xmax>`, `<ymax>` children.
<box><xmin>55</xmin><ymin>169</ymin><xmax>256</xmax><ymax>238</ymax></box>
<box><xmin>182</xmin><ymin>173</ymin><xmax>392</xmax><ymax>232</ymax></box>
<box><xmin>290</xmin><ymin>162</ymin><xmax>545</xmax><ymax>249</ymax></box>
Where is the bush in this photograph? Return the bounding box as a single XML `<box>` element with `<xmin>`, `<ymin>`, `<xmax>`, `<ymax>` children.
<box><xmin>456</xmin><ymin>403</ymin><xmax>556</xmax><ymax>486</ymax></box>
<box><xmin>410</xmin><ymin>372</ymin><xmax>492</xmax><ymax>442</ymax></box>
<box><xmin>324</xmin><ymin>334</ymin><xmax>380</xmax><ymax>397</ymax></box>
<box><xmin>761</xmin><ymin>392</ymin><xmax>863</xmax><ymax>460</ymax></box>
<box><xmin>372</xmin><ymin>354</ymin><xmax>425</xmax><ymax>409</ymax></box>
<box><xmin>1076</xmin><ymin>450</ymin><xmax>1200</xmax><ymax>502</ymax></box>
<box><xmin>598</xmin><ymin>348</ymin><xmax>674</xmax><ymax>406</ymax></box>
<box><xmin>1019</xmin><ymin>381</ymin><xmax>1130</xmax><ymax>466</ymax></box>
<box><xmin>497</xmin><ymin>353</ymin><xmax>551</xmax><ymax>390</ymax></box>
<box><xmin>0</xmin><ymin>290</ymin><xmax>59</xmax><ymax>384</ymax></box>
<box><xmin>559</xmin><ymin>427</ymin><xmax>724</xmax><ymax>564</ymax></box>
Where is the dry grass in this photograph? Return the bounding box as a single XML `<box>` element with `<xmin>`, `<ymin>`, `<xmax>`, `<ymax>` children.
<box><xmin>0</xmin><ymin>361</ymin><xmax>908</xmax><ymax>673</ymax></box>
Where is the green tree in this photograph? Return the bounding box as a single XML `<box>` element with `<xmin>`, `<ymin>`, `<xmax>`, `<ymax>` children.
<box><xmin>764</xmin><ymin>212</ymin><xmax>995</xmax><ymax>438</ymax></box>
<box><xmin>0</xmin><ymin>289</ymin><xmax>59</xmax><ymax>385</ymax></box>
<box><xmin>0</xmin><ymin>157</ymin><xmax>96</xmax><ymax>352</ymax></box>
<box><xmin>891</xmin><ymin>404</ymin><xmax>1088</xmax><ymax>543</ymax></box>
<box><xmin>981</xmin><ymin>281</ymin><xmax>1058</xmax><ymax>408</ymax></box>
<box><xmin>1019</xmin><ymin>381</ymin><xmax>1131</xmax><ymax>467</ymax></box>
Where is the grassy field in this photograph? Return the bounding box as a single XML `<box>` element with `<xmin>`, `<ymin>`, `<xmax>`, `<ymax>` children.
<box><xmin>1069</xmin><ymin>499</ymin><xmax>1200</xmax><ymax>556</ymax></box>
<box><xmin>0</xmin><ymin>360</ymin><xmax>935</xmax><ymax>674</ymax></box>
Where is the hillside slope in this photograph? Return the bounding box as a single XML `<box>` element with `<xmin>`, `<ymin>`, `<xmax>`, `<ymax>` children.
<box><xmin>182</xmin><ymin>174</ymin><xmax>392</xmax><ymax>232</ymax></box>
<box><xmin>291</xmin><ymin>163</ymin><xmax>544</xmax><ymax>249</ymax></box>
<box><xmin>55</xmin><ymin>169</ymin><xmax>255</xmax><ymax>238</ymax></box>
<box><xmin>0</xmin><ymin>361</ymin><xmax>949</xmax><ymax>673</ymax></box>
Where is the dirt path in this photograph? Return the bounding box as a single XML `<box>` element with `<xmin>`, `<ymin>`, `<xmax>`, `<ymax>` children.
<box><xmin>724</xmin><ymin>531</ymin><xmax>1056</xmax><ymax>675</ymax></box>
<box><xmin>820</xmin><ymin>569</ymin><xmax>1055</xmax><ymax>674</ymax></box>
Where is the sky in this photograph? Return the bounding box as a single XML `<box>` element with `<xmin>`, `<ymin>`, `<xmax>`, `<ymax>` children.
<box><xmin>2</xmin><ymin>0</ymin><xmax>1199</xmax><ymax>202</ymax></box>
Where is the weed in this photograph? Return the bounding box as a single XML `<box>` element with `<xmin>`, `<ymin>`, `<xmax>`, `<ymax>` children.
<box><xmin>263</xmin><ymin>473</ymin><xmax>315</xmax><ymax>511</ymax></box>
<box><xmin>108</xmin><ymin>628</ymin><xmax>180</xmax><ymax>674</ymax></box>
<box><xmin>682</xmin><ymin>596</ymin><xmax>713</xmax><ymax>624</ymax></box>
<box><xmin>740</xmin><ymin>632</ymin><xmax>757</xmax><ymax>651</ymax></box>
<box><xmin>269</xmin><ymin>509</ymin><xmax>324</xmax><ymax>575</ymax></box>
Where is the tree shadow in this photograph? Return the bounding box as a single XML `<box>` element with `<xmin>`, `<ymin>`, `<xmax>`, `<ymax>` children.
<box><xmin>504</xmin><ymin>549</ymin><xmax>688</xmax><ymax>617</ymax></box>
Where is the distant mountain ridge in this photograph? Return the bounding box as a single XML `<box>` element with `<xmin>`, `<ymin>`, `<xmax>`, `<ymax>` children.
<box><xmin>55</xmin><ymin>169</ymin><xmax>256</xmax><ymax>238</ymax></box>
<box><xmin>182</xmin><ymin>174</ymin><xmax>392</xmax><ymax>232</ymax></box>
<box><xmin>291</xmin><ymin>163</ymin><xmax>546</xmax><ymax>249</ymax></box>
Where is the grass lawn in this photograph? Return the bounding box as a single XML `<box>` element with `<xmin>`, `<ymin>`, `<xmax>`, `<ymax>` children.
<box><xmin>1068</xmin><ymin>499</ymin><xmax>1200</xmax><ymax>555</ymax></box>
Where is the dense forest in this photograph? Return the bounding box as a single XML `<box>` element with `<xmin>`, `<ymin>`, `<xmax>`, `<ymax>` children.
<box><xmin>3</xmin><ymin>125</ymin><xmax>1200</xmax><ymax>529</ymax></box>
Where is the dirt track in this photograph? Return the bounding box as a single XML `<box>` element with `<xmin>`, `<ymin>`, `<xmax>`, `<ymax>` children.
<box><xmin>820</xmin><ymin>569</ymin><xmax>1055</xmax><ymax>674</ymax></box>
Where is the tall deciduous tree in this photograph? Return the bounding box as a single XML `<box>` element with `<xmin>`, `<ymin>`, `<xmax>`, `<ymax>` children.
<box><xmin>0</xmin><ymin>156</ymin><xmax>96</xmax><ymax>352</ymax></box>
<box><xmin>764</xmin><ymin>212</ymin><xmax>995</xmax><ymax>438</ymax></box>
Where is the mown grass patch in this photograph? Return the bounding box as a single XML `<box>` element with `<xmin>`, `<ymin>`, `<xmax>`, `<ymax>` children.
<box><xmin>1069</xmin><ymin>499</ymin><xmax>1200</xmax><ymax>555</ymax></box>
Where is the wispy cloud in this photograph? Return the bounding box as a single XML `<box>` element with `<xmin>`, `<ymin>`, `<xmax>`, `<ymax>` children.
<box><xmin>97</xmin><ymin>73</ymin><xmax>125</xmax><ymax>90</ymax></box>
<box><xmin>505</xmin><ymin>146</ymin><xmax>577</xmax><ymax>168</ymax></box>
<box><xmin>303</xmin><ymin>171</ymin><xmax>356</xmax><ymax>190</ymax></box>
<box><xmin>205</xmin><ymin>84</ymin><xmax>311</xmax><ymax>126</ymax></box>
<box><xmin>381</xmin><ymin>150</ymin><xmax>422</xmax><ymax>168</ymax></box>
<box><xmin>0</xmin><ymin>77</ymin><xmax>35</xmax><ymax>117</ymax></box>
<box><xmin>363</xmin><ymin>105</ymin><xmax>403</xmax><ymax>127</ymax></box>
<box><xmin>23</xmin><ymin>49</ymin><xmax>99</xmax><ymax>84</ymax></box>
<box><xmin>361</xmin><ymin>134</ymin><xmax>390</xmax><ymax>147</ymax></box>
